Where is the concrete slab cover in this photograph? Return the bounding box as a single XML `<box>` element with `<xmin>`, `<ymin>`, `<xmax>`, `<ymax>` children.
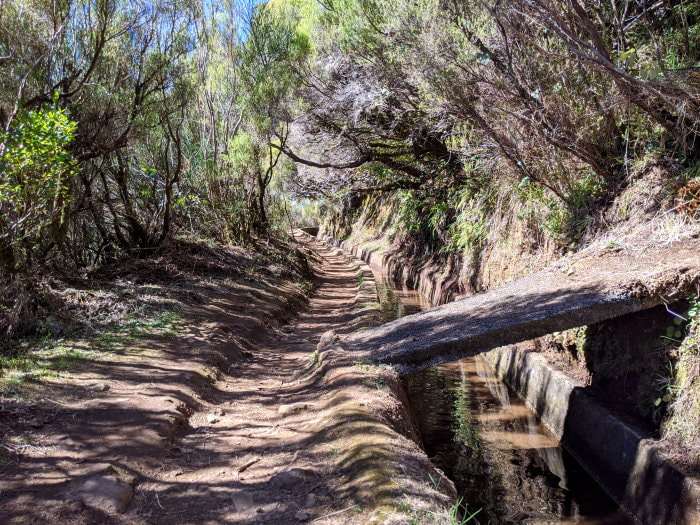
<box><xmin>346</xmin><ymin>238</ymin><xmax>700</xmax><ymax>373</ymax></box>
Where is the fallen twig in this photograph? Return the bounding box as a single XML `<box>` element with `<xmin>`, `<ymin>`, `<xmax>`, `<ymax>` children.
<box><xmin>42</xmin><ymin>398</ymin><xmax>69</xmax><ymax>407</ymax></box>
<box><xmin>234</xmin><ymin>456</ymin><xmax>260</xmax><ymax>480</ymax></box>
<box><xmin>237</xmin><ymin>457</ymin><xmax>259</xmax><ymax>473</ymax></box>
<box><xmin>311</xmin><ymin>505</ymin><xmax>358</xmax><ymax>522</ymax></box>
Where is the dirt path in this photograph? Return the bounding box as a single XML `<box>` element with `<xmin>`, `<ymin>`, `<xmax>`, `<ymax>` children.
<box><xmin>156</xmin><ymin>235</ymin><xmax>376</xmax><ymax>523</ymax></box>
<box><xmin>1</xmin><ymin>234</ymin><xmax>452</xmax><ymax>524</ymax></box>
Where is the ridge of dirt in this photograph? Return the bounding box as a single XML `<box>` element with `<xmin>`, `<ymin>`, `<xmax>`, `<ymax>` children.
<box><xmin>0</xmin><ymin>234</ymin><xmax>455</xmax><ymax>524</ymax></box>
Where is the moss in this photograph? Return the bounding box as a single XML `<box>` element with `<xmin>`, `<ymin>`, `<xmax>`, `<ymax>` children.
<box><xmin>322</xmin><ymin>400</ymin><xmax>400</xmax><ymax>519</ymax></box>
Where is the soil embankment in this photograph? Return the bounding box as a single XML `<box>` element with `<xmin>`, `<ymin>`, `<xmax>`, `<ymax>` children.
<box><xmin>0</xmin><ymin>234</ymin><xmax>454</xmax><ymax>523</ymax></box>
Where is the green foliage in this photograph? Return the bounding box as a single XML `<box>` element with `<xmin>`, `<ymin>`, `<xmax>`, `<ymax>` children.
<box><xmin>0</xmin><ymin>102</ymin><xmax>77</xmax><ymax>270</ymax></box>
<box><xmin>662</xmin><ymin>296</ymin><xmax>700</xmax><ymax>448</ymax></box>
<box><xmin>0</xmin><ymin>309</ymin><xmax>181</xmax><ymax>395</ymax></box>
<box><xmin>309</xmin><ymin>349</ymin><xmax>319</xmax><ymax>367</ymax></box>
<box><xmin>396</xmin><ymin>189</ymin><xmax>455</xmax><ymax>252</ymax></box>
<box><xmin>514</xmin><ymin>171</ymin><xmax>604</xmax><ymax>246</ymax></box>
<box><xmin>445</xmin><ymin>183</ymin><xmax>493</xmax><ymax>255</ymax></box>
<box><xmin>0</xmin><ymin>341</ymin><xmax>92</xmax><ymax>396</ymax></box>
<box><xmin>397</xmin><ymin>190</ymin><xmax>425</xmax><ymax>234</ymax></box>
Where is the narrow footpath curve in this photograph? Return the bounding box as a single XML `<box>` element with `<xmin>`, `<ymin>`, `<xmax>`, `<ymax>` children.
<box><xmin>0</xmin><ymin>234</ymin><xmax>452</xmax><ymax>524</ymax></box>
<box><xmin>346</xmin><ymin>238</ymin><xmax>700</xmax><ymax>373</ymax></box>
<box><xmin>143</xmin><ymin>234</ymin><xmax>452</xmax><ymax>524</ymax></box>
<box><xmin>0</xmin><ymin>233</ymin><xmax>456</xmax><ymax>525</ymax></box>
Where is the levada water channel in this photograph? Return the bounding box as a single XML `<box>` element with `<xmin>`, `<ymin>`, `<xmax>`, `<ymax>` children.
<box><xmin>373</xmin><ymin>272</ymin><xmax>635</xmax><ymax>524</ymax></box>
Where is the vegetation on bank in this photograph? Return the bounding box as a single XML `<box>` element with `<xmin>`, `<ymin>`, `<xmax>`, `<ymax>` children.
<box><xmin>0</xmin><ymin>0</ymin><xmax>314</xmax><ymax>342</ymax></box>
<box><xmin>663</xmin><ymin>295</ymin><xmax>700</xmax><ymax>450</ymax></box>
<box><xmin>276</xmin><ymin>0</ymin><xmax>700</xmax><ymax>255</ymax></box>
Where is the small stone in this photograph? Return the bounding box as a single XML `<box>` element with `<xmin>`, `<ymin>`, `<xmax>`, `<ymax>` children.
<box><xmin>95</xmin><ymin>383</ymin><xmax>110</xmax><ymax>392</ymax></box>
<box><xmin>207</xmin><ymin>414</ymin><xmax>220</xmax><ymax>424</ymax></box>
<box><xmin>268</xmin><ymin>468</ymin><xmax>316</xmax><ymax>490</ymax></box>
<box><xmin>304</xmin><ymin>493</ymin><xmax>317</xmax><ymax>507</ymax></box>
<box><xmin>316</xmin><ymin>330</ymin><xmax>338</xmax><ymax>352</ymax></box>
<box><xmin>278</xmin><ymin>402</ymin><xmax>313</xmax><ymax>417</ymax></box>
<box><xmin>295</xmin><ymin>510</ymin><xmax>309</xmax><ymax>521</ymax></box>
<box><xmin>215</xmin><ymin>407</ymin><xmax>226</xmax><ymax>416</ymax></box>
<box><xmin>60</xmin><ymin>437</ymin><xmax>83</xmax><ymax>449</ymax></box>
<box><xmin>66</xmin><ymin>474</ymin><xmax>133</xmax><ymax>513</ymax></box>
<box><xmin>79</xmin><ymin>463</ymin><xmax>115</xmax><ymax>477</ymax></box>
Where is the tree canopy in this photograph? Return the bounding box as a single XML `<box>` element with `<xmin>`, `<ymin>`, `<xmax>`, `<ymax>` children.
<box><xmin>1</xmin><ymin>0</ymin><xmax>698</xmax><ymax>272</ymax></box>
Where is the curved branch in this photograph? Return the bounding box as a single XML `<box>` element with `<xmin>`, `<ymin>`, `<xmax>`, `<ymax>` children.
<box><xmin>270</xmin><ymin>143</ymin><xmax>370</xmax><ymax>169</ymax></box>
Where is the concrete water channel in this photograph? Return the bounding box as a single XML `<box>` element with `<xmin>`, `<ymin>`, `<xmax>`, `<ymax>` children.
<box><xmin>372</xmin><ymin>272</ymin><xmax>636</xmax><ymax>524</ymax></box>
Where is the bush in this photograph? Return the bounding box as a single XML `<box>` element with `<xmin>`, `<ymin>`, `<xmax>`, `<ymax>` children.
<box><xmin>0</xmin><ymin>102</ymin><xmax>77</xmax><ymax>271</ymax></box>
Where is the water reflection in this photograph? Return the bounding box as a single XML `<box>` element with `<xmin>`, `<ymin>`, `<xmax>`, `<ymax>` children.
<box><xmin>374</xmin><ymin>273</ymin><xmax>634</xmax><ymax>524</ymax></box>
<box><xmin>375</xmin><ymin>279</ymin><xmax>432</xmax><ymax>322</ymax></box>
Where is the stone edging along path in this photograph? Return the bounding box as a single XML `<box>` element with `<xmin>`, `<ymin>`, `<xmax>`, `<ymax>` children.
<box><xmin>322</xmin><ymin>233</ymin><xmax>700</xmax><ymax>525</ymax></box>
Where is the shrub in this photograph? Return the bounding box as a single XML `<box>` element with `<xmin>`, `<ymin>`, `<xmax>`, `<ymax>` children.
<box><xmin>0</xmin><ymin>102</ymin><xmax>77</xmax><ymax>271</ymax></box>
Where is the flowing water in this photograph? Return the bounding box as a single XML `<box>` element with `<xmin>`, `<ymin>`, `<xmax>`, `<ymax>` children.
<box><xmin>374</xmin><ymin>275</ymin><xmax>635</xmax><ymax>525</ymax></box>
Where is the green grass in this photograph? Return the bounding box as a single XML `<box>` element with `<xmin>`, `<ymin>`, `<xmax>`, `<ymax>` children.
<box><xmin>0</xmin><ymin>310</ymin><xmax>181</xmax><ymax>397</ymax></box>
<box><xmin>0</xmin><ymin>343</ymin><xmax>93</xmax><ymax>396</ymax></box>
<box><xmin>662</xmin><ymin>296</ymin><xmax>700</xmax><ymax>447</ymax></box>
<box><xmin>394</xmin><ymin>494</ymin><xmax>481</xmax><ymax>524</ymax></box>
<box><xmin>362</xmin><ymin>376</ymin><xmax>386</xmax><ymax>390</ymax></box>
<box><xmin>96</xmin><ymin>310</ymin><xmax>181</xmax><ymax>349</ymax></box>
<box><xmin>17</xmin><ymin>434</ymin><xmax>34</xmax><ymax>445</ymax></box>
<box><xmin>309</xmin><ymin>349</ymin><xmax>319</xmax><ymax>368</ymax></box>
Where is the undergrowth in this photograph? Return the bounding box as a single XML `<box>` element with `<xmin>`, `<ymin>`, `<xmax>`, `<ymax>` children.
<box><xmin>663</xmin><ymin>295</ymin><xmax>700</xmax><ymax>449</ymax></box>
<box><xmin>393</xmin><ymin>493</ymin><xmax>481</xmax><ymax>524</ymax></box>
